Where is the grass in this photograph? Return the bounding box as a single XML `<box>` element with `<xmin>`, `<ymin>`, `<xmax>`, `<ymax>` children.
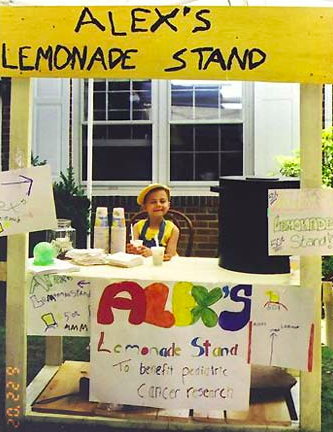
<box><xmin>322</xmin><ymin>346</ymin><xmax>333</xmax><ymax>431</ymax></box>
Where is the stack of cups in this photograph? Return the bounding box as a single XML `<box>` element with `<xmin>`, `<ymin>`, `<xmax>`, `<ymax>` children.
<box><xmin>110</xmin><ymin>207</ymin><xmax>126</xmax><ymax>254</ymax></box>
<box><xmin>93</xmin><ymin>207</ymin><xmax>110</xmax><ymax>253</ymax></box>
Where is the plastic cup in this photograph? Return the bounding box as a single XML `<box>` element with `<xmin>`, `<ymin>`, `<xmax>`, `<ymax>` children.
<box><xmin>289</xmin><ymin>256</ymin><xmax>300</xmax><ymax>275</ymax></box>
<box><xmin>130</xmin><ymin>239</ymin><xmax>143</xmax><ymax>248</ymax></box>
<box><xmin>151</xmin><ymin>246</ymin><xmax>165</xmax><ymax>266</ymax></box>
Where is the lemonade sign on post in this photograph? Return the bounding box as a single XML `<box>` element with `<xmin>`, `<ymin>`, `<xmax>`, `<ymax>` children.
<box><xmin>268</xmin><ymin>188</ymin><xmax>333</xmax><ymax>256</ymax></box>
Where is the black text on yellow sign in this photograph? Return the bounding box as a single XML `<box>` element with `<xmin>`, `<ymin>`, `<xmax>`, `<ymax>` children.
<box><xmin>1</xmin><ymin>6</ymin><xmax>333</xmax><ymax>83</ymax></box>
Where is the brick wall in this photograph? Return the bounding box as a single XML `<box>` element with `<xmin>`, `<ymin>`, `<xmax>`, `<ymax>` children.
<box><xmin>92</xmin><ymin>195</ymin><xmax>219</xmax><ymax>258</ymax></box>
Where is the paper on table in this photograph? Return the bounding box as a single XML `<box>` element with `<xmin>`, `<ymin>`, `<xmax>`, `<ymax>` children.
<box><xmin>105</xmin><ymin>252</ymin><xmax>144</xmax><ymax>268</ymax></box>
<box><xmin>27</xmin><ymin>258</ymin><xmax>80</xmax><ymax>275</ymax></box>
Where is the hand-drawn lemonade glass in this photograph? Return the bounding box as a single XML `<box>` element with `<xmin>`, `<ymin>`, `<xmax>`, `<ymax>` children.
<box><xmin>46</xmin><ymin>218</ymin><xmax>76</xmax><ymax>259</ymax></box>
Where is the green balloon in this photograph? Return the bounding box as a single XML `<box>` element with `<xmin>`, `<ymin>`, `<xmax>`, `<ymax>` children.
<box><xmin>33</xmin><ymin>242</ymin><xmax>55</xmax><ymax>266</ymax></box>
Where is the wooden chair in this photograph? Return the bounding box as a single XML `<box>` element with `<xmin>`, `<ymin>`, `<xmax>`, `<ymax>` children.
<box><xmin>128</xmin><ymin>209</ymin><xmax>194</xmax><ymax>257</ymax></box>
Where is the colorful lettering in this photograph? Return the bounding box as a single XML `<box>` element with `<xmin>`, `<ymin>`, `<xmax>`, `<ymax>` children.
<box><xmin>172</xmin><ymin>282</ymin><xmax>196</xmax><ymax>326</ymax></box>
<box><xmin>191</xmin><ymin>286</ymin><xmax>222</xmax><ymax>327</ymax></box>
<box><xmin>144</xmin><ymin>283</ymin><xmax>175</xmax><ymax>328</ymax></box>
<box><xmin>97</xmin><ymin>281</ymin><xmax>146</xmax><ymax>325</ymax></box>
<box><xmin>219</xmin><ymin>284</ymin><xmax>252</xmax><ymax>331</ymax></box>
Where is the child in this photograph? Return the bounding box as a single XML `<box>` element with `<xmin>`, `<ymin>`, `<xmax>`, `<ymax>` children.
<box><xmin>127</xmin><ymin>183</ymin><xmax>179</xmax><ymax>261</ymax></box>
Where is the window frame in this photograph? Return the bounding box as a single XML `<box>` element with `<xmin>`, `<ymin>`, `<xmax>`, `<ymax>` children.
<box><xmin>73</xmin><ymin>79</ymin><xmax>254</xmax><ymax>196</ymax></box>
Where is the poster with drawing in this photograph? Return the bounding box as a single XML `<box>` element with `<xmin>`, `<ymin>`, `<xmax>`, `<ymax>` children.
<box><xmin>27</xmin><ymin>273</ymin><xmax>90</xmax><ymax>336</ymax></box>
<box><xmin>268</xmin><ymin>188</ymin><xmax>333</xmax><ymax>255</ymax></box>
<box><xmin>89</xmin><ymin>279</ymin><xmax>251</xmax><ymax>411</ymax></box>
<box><xmin>249</xmin><ymin>285</ymin><xmax>314</xmax><ymax>371</ymax></box>
<box><xmin>0</xmin><ymin>165</ymin><xmax>57</xmax><ymax>236</ymax></box>
<box><xmin>24</xmin><ymin>269</ymin><xmax>315</xmax><ymax>408</ymax></box>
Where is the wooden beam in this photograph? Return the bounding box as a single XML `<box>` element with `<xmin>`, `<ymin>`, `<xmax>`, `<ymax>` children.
<box><xmin>0</xmin><ymin>261</ymin><xmax>6</xmax><ymax>282</ymax></box>
<box><xmin>6</xmin><ymin>78</ymin><xmax>32</xmax><ymax>429</ymax></box>
<box><xmin>299</xmin><ymin>84</ymin><xmax>322</xmax><ymax>432</ymax></box>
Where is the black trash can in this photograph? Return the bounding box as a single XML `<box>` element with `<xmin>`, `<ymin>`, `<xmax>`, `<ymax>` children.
<box><xmin>212</xmin><ymin>176</ymin><xmax>300</xmax><ymax>274</ymax></box>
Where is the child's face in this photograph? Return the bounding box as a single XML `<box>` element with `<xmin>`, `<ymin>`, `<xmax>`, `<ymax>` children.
<box><xmin>144</xmin><ymin>189</ymin><xmax>170</xmax><ymax>217</ymax></box>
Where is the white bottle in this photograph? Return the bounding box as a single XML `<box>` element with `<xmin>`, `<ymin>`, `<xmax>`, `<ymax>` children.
<box><xmin>110</xmin><ymin>207</ymin><xmax>126</xmax><ymax>254</ymax></box>
<box><xmin>93</xmin><ymin>207</ymin><xmax>110</xmax><ymax>253</ymax></box>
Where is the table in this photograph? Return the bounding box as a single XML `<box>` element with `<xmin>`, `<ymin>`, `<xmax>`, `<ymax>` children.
<box><xmin>68</xmin><ymin>256</ymin><xmax>297</xmax><ymax>284</ymax></box>
<box><xmin>25</xmin><ymin>257</ymin><xmax>302</xmax><ymax>430</ymax></box>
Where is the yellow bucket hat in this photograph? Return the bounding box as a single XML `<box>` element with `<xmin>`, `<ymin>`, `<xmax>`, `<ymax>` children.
<box><xmin>137</xmin><ymin>183</ymin><xmax>170</xmax><ymax>205</ymax></box>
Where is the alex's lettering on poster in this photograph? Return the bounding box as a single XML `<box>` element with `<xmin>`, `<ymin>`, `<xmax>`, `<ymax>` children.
<box><xmin>1</xmin><ymin>7</ymin><xmax>266</xmax><ymax>75</ymax></box>
<box><xmin>89</xmin><ymin>279</ymin><xmax>314</xmax><ymax>409</ymax></box>
<box><xmin>268</xmin><ymin>188</ymin><xmax>333</xmax><ymax>255</ymax></box>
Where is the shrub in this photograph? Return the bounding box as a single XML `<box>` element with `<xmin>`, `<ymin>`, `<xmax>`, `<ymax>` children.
<box><xmin>277</xmin><ymin>127</ymin><xmax>333</xmax><ymax>187</ymax></box>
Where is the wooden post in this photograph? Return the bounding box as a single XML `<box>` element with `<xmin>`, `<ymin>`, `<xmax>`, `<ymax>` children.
<box><xmin>299</xmin><ymin>84</ymin><xmax>322</xmax><ymax>432</ymax></box>
<box><xmin>323</xmin><ymin>281</ymin><xmax>333</xmax><ymax>350</ymax></box>
<box><xmin>5</xmin><ymin>78</ymin><xmax>32</xmax><ymax>429</ymax></box>
<box><xmin>0</xmin><ymin>261</ymin><xmax>6</xmax><ymax>282</ymax></box>
<box><xmin>45</xmin><ymin>337</ymin><xmax>63</xmax><ymax>366</ymax></box>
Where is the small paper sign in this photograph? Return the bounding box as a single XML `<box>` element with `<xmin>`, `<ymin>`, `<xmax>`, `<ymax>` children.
<box><xmin>268</xmin><ymin>188</ymin><xmax>333</xmax><ymax>255</ymax></box>
<box><xmin>0</xmin><ymin>165</ymin><xmax>57</xmax><ymax>236</ymax></box>
<box><xmin>249</xmin><ymin>285</ymin><xmax>314</xmax><ymax>371</ymax></box>
<box><xmin>27</xmin><ymin>273</ymin><xmax>90</xmax><ymax>336</ymax></box>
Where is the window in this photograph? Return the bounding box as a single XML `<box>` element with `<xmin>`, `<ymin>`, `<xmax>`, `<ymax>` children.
<box><xmin>82</xmin><ymin>79</ymin><xmax>153</xmax><ymax>182</ymax></box>
<box><xmin>81</xmin><ymin>79</ymin><xmax>246</xmax><ymax>189</ymax></box>
<box><xmin>169</xmin><ymin>80</ymin><xmax>243</xmax><ymax>181</ymax></box>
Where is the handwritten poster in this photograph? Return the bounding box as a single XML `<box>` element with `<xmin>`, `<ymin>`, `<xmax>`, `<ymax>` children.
<box><xmin>1</xmin><ymin>6</ymin><xmax>333</xmax><ymax>83</ymax></box>
<box><xmin>0</xmin><ymin>165</ymin><xmax>57</xmax><ymax>236</ymax></box>
<box><xmin>25</xmin><ymin>269</ymin><xmax>315</xmax><ymax>408</ymax></box>
<box><xmin>27</xmin><ymin>274</ymin><xmax>90</xmax><ymax>336</ymax></box>
<box><xmin>249</xmin><ymin>285</ymin><xmax>314</xmax><ymax>371</ymax></box>
<box><xmin>89</xmin><ymin>279</ymin><xmax>251</xmax><ymax>410</ymax></box>
<box><xmin>268</xmin><ymin>188</ymin><xmax>333</xmax><ymax>256</ymax></box>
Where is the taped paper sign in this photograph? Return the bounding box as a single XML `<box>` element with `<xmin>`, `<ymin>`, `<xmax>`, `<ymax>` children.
<box><xmin>268</xmin><ymin>188</ymin><xmax>333</xmax><ymax>255</ymax></box>
<box><xmin>25</xmin><ymin>272</ymin><xmax>315</xmax><ymax>409</ymax></box>
<box><xmin>0</xmin><ymin>165</ymin><xmax>57</xmax><ymax>236</ymax></box>
<box><xmin>249</xmin><ymin>285</ymin><xmax>314</xmax><ymax>371</ymax></box>
<box><xmin>27</xmin><ymin>274</ymin><xmax>90</xmax><ymax>336</ymax></box>
<box><xmin>89</xmin><ymin>278</ymin><xmax>314</xmax><ymax>409</ymax></box>
<box><xmin>90</xmin><ymin>279</ymin><xmax>251</xmax><ymax>411</ymax></box>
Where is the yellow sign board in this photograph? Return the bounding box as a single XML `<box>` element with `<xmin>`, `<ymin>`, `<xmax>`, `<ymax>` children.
<box><xmin>1</xmin><ymin>5</ymin><xmax>333</xmax><ymax>83</ymax></box>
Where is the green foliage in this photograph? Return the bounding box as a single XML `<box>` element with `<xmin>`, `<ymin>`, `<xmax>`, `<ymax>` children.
<box><xmin>277</xmin><ymin>127</ymin><xmax>333</xmax><ymax>187</ymax></box>
<box><xmin>53</xmin><ymin>168</ymin><xmax>91</xmax><ymax>248</ymax></box>
<box><xmin>31</xmin><ymin>153</ymin><xmax>47</xmax><ymax>166</ymax></box>
<box><xmin>322</xmin><ymin>128</ymin><xmax>333</xmax><ymax>188</ymax></box>
<box><xmin>53</xmin><ymin>167</ymin><xmax>85</xmax><ymax>197</ymax></box>
<box><xmin>276</xmin><ymin>150</ymin><xmax>300</xmax><ymax>178</ymax></box>
<box><xmin>322</xmin><ymin>256</ymin><xmax>333</xmax><ymax>281</ymax></box>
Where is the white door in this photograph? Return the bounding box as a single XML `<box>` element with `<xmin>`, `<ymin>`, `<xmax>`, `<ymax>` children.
<box><xmin>254</xmin><ymin>82</ymin><xmax>300</xmax><ymax>177</ymax></box>
<box><xmin>32</xmin><ymin>78</ymin><xmax>70</xmax><ymax>179</ymax></box>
